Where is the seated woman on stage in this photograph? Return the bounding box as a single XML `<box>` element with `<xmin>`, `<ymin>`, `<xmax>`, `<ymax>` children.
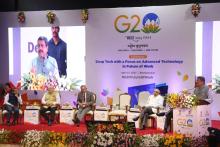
<box><xmin>4</xmin><ymin>88</ymin><xmax>22</xmax><ymax>126</ymax></box>
<box><xmin>40</xmin><ymin>85</ymin><xmax>60</xmax><ymax>126</ymax></box>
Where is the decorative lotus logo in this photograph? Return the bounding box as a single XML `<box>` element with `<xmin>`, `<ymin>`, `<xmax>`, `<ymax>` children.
<box><xmin>142</xmin><ymin>13</ymin><xmax>161</xmax><ymax>33</ymax></box>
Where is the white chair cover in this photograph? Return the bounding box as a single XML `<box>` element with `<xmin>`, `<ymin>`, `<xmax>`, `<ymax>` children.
<box><xmin>119</xmin><ymin>93</ymin><xmax>131</xmax><ymax>110</ymax></box>
<box><xmin>112</xmin><ymin>89</ymin><xmax>123</xmax><ymax>107</ymax></box>
<box><xmin>138</xmin><ymin>91</ymin><xmax>150</xmax><ymax>107</ymax></box>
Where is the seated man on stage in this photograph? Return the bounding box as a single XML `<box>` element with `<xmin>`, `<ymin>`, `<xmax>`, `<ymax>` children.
<box><xmin>40</xmin><ymin>85</ymin><xmax>60</xmax><ymax>126</ymax></box>
<box><xmin>73</xmin><ymin>85</ymin><xmax>95</xmax><ymax>125</ymax></box>
<box><xmin>4</xmin><ymin>88</ymin><xmax>23</xmax><ymax>126</ymax></box>
<box><xmin>156</xmin><ymin>108</ymin><xmax>173</xmax><ymax>133</ymax></box>
<box><xmin>133</xmin><ymin>89</ymin><xmax>164</xmax><ymax>130</ymax></box>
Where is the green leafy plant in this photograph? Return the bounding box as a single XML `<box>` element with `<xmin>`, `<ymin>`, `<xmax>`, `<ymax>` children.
<box><xmin>213</xmin><ymin>75</ymin><xmax>220</xmax><ymax>93</ymax></box>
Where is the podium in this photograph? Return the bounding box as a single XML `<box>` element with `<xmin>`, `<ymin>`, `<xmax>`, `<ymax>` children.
<box><xmin>173</xmin><ymin>105</ymin><xmax>211</xmax><ymax>137</ymax></box>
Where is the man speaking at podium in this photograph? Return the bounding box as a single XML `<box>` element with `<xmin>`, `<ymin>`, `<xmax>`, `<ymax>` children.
<box><xmin>31</xmin><ymin>36</ymin><xmax>59</xmax><ymax>79</ymax></box>
<box><xmin>194</xmin><ymin>76</ymin><xmax>210</xmax><ymax>105</ymax></box>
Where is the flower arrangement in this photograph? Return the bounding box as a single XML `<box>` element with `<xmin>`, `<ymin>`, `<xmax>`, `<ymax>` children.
<box><xmin>65</xmin><ymin>132</ymin><xmax>90</xmax><ymax>146</ymax></box>
<box><xmin>92</xmin><ymin>132</ymin><xmax>114</xmax><ymax>147</ymax></box>
<box><xmin>47</xmin><ymin>11</ymin><xmax>56</xmax><ymax>24</ymax></box>
<box><xmin>44</xmin><ymin>77</ymin><xmax>59</xmax><ymax>90</ymax></box>
<box><xmin>0</xmin><ymin>130</ymin><xmax>209</xmax><ymax>146</ymax></box>
<box><xmin>113</xmin><ymin>133</ymin><xmax>142</xmax><ymax>147</ymax></box>
<box><xmin>42</xmin><ymin>131</ymin><xmax>67</xmax><ymax>146</ymax></box>
<box><xmin>166</xmin><ymin>93</ymin><xmax>180</xmax><ymax>108</ymax></box>
<box><xmin>87</xmin><ymin>122</ymin><xmax>136</xmax><ymax>134</ymax></box>
<box><xmin>141</xmin><ymin>134</ymin><xmax>163</xmax><ymax>146</ymax></box>
<box><xmin>166</xmin><ymin>93</ymin><xmax>198</xmax><ymax>108</ymax></box>
<box><xmin>21</xmin><ymin>130</ymin><xmax>45</xmax><ymax>147</ymax></box>
<box><xmin>179</xmin><ymin>94</ymin><xmax>197</xmax><ymax>108</ymax></box>
<box><xmin>213</xmin><ymin>75</ymin><xmax>220</xmax><ymax>93</ymax></box>
<box><xmin>0</xmin><ymin>129</ymin><xmax>11</xmax><ymax>144</ymax></box>
<box><xmin>191</xmin><ymin>136</ymin><xmax>208</xmax><ymax>147</ymax></box>
<box><xmin>17</xmin><ymin>12</ymin><xmax>25</xmax><ymax>23</ymax></box>
<box><xmin>191</xmin><ymin>3</ymin><xmax>201</xmax><ymax>17</ymax></box>
<box><xmin>158</xmin><ymin>133</ymin><xmax>191</xmax><ymax>147</ymax></box>
<box><xmin>0</xmin><ymin>128</ymin><xmax>24</xmax><ymax>144</ymax></box>
<box><xmin>58</xmin><ymin>76</ymin><xmax>82</xmax><ymax>91</ymax></box>
<box><xmin>21</xmin><ymin>72</ymin><xmax>47</xmax><ymax>90</ymax></box>
<box><xmin>81</xmin><ymin>9</ymin><xmax>89</xmax><ymax>23</ymax></box>
<box><xmin>21</xmin><ymin>72</ymin><xmax>82</xmax><ymax>91</ymax></box>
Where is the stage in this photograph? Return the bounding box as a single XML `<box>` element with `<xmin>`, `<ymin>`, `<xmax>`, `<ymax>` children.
<box><xmin>1</xmin><ymin>120</ymin><xmax>220</xmax><ymax>134</ymax></box>
<box><xmin>0</xmin><ymin>120</ymin><xmax>219</xmax><ymax>146</ymax></box>
<box><xmin>0</xmin><ymin>122</ymin><xmax>163</xmax><ymax>135</ymax></box>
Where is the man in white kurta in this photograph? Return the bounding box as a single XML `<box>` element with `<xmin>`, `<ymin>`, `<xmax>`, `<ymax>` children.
<box><xmin>133</xmin><ymin>89</ymin><xmax>164</xmax><ymax>130</ymax></box>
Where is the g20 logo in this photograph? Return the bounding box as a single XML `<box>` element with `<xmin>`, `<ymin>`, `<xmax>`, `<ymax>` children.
<box><xmin>114</xmin><ymin>13</ymin><xmax>161</xmax><ymax>33</ymax></box>
<box><xmin>177</xmin><ymin>118</ymin><xmax>193</xmax><ymax>127</ymax></box>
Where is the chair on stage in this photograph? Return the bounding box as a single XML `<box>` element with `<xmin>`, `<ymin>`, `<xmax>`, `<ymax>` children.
<box><xmin>43</xmin><ymin>105</ymin><xmax>60</xmax><ymax>124</ymax></box>
<box><xmin>128</xmin><ymin>91</ymin><xmax>151</xmax><ymax>128</ymax></box>
<box><xmin>108</xmin><ymin>93</ymin><xmax>131</xmax><ymax>122</ymax></box>
<box><xmin>74</xmin><ymin>93</ymin><xmax>96</xmax><ymax>121</ymax></box>
<box><xmin>130</xmin><ymin>91</ymin><xmax>150</xmax><ymax>112</ymax></box>
<box><xmin>2</xmin><ymin>104</ymin><xmax>23</xmax><ymax>125</ymax></box>
<box><xmin>84</xmin><ymin>94</ymin><xmax>97</xmax><ymax>121</ymax></box>
<box><xmin>111</xmin><ymin>89</ymin><xmax>123</xmax><ymax>110</ymax></box>
<box><xmin>129</xmin><ymin>91</ymin><xmax>165</xmax><ymax>129</ymax></box>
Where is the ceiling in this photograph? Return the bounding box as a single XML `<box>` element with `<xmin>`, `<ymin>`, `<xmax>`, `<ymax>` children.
<box><xmin>1</xmin><ymin>0</ymin><xmax>220</xmax><ymax>12</ymax></box>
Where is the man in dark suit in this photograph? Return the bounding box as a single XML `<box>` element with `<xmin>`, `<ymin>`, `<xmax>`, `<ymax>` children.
<box><xmin>73</xmin><ymin>85</ymin><xmax>95</xmax><ymax>125</ymax></box>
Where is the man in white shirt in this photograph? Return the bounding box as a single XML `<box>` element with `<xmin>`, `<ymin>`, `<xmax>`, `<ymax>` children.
<box><xmin>40</xmin><ymin>86</ymin><xmax>60</xmax><ymax>126</ymax></box>
<box><xmin>133</xmin><ymin>89</ymin><xmax>164</xmax><ymax>130</ymax></box>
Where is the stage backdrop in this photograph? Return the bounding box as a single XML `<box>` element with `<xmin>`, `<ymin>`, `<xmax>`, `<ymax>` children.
<box><xmin>86</xmin><ymin>5</ymin><xmax>195</xmax><ymax>104</ymax></box>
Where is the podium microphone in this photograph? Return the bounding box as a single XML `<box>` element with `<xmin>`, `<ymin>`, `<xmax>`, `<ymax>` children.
<box><xmin>46</xmin><ymin>55</ymin><xmax>62</xmax><ymax>101</ymax></box>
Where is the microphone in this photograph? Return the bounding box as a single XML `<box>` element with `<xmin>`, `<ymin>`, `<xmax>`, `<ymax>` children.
<box><xmin>42</xmin><ymin>55</ymin><xmax>62</xmax><ymax>104</ymax></box>
<box><xmin>179</xmin><ymin>87</ymin><xmax>195</xmax><ymax>95</ymax></box>
<box><xmin>45</xmin><ymin>55</ymin><xmax>60</xmax><ymax>79</ymax></box>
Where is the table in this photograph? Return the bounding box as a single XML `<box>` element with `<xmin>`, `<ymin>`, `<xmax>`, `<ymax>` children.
<box><xmin>94</xmin><ymin>110</ymin><xmax>109</xmax><ymax>121</ymax></box>
<box><xmin>60</xmin><ymin>109</ymin><xmax>74</xmax><ymax>124</ymax></box>
<box><xmin>24</xmin><ymin>109</ymin><xmax>40</xmax><ymax>124</ymax></box>
<box><xmin>108</xmin><ymin>113</ymin><xmax>127</xmax><ymax>122</ymax></box>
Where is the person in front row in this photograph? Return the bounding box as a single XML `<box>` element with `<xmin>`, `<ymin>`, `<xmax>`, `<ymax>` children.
<box><xmin>4</xmin><ymin>88</ymin><xmax>23</xmax><ymax>126</ymax></box>
<box><xmin>40</xmin><ymin>86</ymin><xmax>60</xmax><ymax>126</ymax></box>
<box><xmin>133</xmin><ymin>89</ymin><xmax>164</xmax><ymax>130</ymax></box>
<box><xmin>73</xmin><ymin>85</ymin><xmax>95</xmax><ymax>126</ymax></box>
